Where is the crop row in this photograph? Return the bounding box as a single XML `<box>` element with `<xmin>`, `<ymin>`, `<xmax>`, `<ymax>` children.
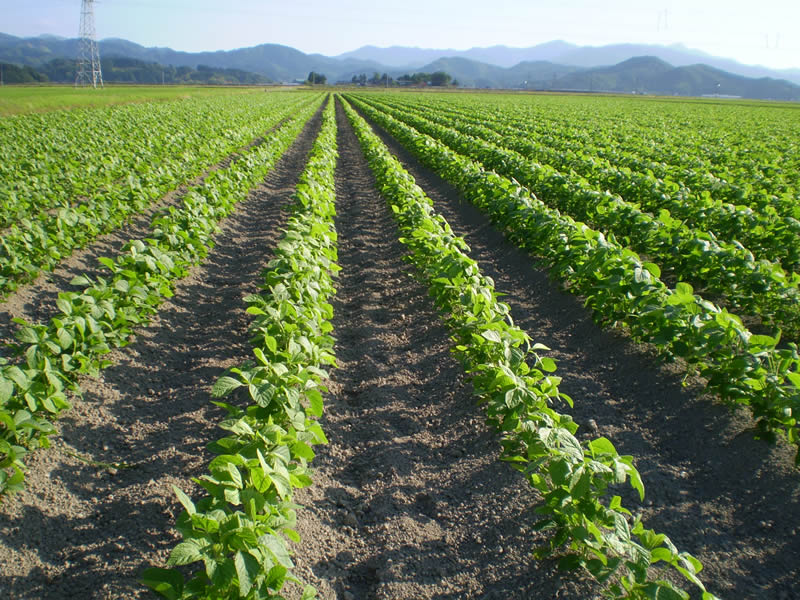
<box><xmin>357</xmin><ymin>95</ymin><xmax>800</xmax><ymax>339</ymax></box>
<box><xmin>143</xmin><ymin>96</ymin><xmax>339</xmax><ymax>600</ymax></box>
<box><xmin>0</xmin><ymin>93</ymin><xmax>318</xmax><ymax>298</ymax></box>
<box><xmin>366</xmin><ymin>93</ymin><xmax>800</xmax><ymax>273</ymax></box>
<box><xmin>342</xmin><ymin>95</ymin><xmax>718</xmax><ymax>600</ymax></box>
<box><xmin>345</xmin><ymin>94</ymin><xmax>800</xmax><ymax>460</ymax></box>
<box><xmin>0</xmin><ymin>92</ymin><xmax>302</xmax><ymax>229</ymax></box>
<box><xmin>0</xmin><ymin>97</ymin><xmax>323</xmax><ymax>498</ymax></box>
<box><xmin>400</xmin><ymin>93</ymin><xmax>799</xmax><ymax>212</ymax></box>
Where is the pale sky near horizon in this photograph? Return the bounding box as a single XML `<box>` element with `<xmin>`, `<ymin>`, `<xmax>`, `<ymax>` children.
<box><xmin>2</xmin><ymin>0</ymin><xmax>798</xmax><ymax>70</ymax></box>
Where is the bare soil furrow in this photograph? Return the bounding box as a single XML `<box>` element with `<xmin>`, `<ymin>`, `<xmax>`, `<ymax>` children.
<box><xmin>356</xmin><ymin>104</ymin><xmax>800</xmax><ymax>600</ymax></box>
<box><xmin>289</xmin><ymin>100</ymin><xmax>596</xmax><ymax>600</ymax></box>
<box><xmin>0</xmin><ymin>105</ymin><xmax>324</xmax><ymax>600</ymax></box>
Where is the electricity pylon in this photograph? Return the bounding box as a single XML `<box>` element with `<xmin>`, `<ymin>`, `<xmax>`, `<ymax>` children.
<box><xmin>75</xmin><ymin>0</ymin><xmax>103</xmax><ymax>88</ymax></box>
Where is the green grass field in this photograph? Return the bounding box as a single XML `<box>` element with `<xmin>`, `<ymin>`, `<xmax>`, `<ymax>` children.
<box><xmin>0</xmin><ymin>84</ymin><xmax>292</xmax><ymax>115</ymax></box>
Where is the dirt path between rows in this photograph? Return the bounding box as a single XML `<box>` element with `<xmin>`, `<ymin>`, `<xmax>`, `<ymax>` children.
<box><xmin>0</xmin><ymin>105</ymin><xmax>324</xmax><ymax>600</ymax></box>
<box><xmin>288</xmin><ymin>100</ymin><xmax>596</xmax><ymax>600</ymax></box>
<box><xmin>355</xmin><ymin>102</ymin><xmax>800</xmax><ymax>600</ymax></box>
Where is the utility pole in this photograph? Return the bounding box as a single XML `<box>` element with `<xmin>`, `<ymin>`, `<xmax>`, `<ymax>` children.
<box><xmin>75</xmin><ymin>0</ymin><xmax>103</xmax><ymax>88</ymax></box>
<box><xmin>1</xmin><ymin>63</ymin><xmax>4</xmax><ymax>87</ymax></box>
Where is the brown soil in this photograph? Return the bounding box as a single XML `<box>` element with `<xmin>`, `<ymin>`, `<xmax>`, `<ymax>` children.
<box><xmin>1</xmin><ymin>96</ymin><xmax>798</xmax><ymax>600</ymax></box>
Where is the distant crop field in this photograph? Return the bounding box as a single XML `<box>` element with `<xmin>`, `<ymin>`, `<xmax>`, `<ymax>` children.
<box><xmin>0</xmin><ymin>84</ymin><xmax>286</xmax><ymax>115</ymax></box>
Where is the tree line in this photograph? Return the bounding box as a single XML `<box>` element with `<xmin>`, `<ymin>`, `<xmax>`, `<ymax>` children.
<box><xmin>0</xmin><ymin>57</ymin><xmax>270</xmax><ymax>85</ymax></box>
<box><xmin>349</xmin><ymin>71</ymin><xmax>457</xmax><ymax>87</ymax></box>
<box><xmin>302</xmin><ymin>70</ymin><xmax>457</xmax><ymax>87</ymax></box>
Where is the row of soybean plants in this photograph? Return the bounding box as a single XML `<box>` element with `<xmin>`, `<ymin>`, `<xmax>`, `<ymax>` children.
<box><xmin>476</xmin><ymin>96</ymin><xmax>800</xmax><ymax>263</ymax></box>
<box><xmin>0</xmin><ymin>96</ymin><xmax>324</xmax><ymax>498</ymax></box>
<box><xmin>143</xmin><ymin>96</ymin><xmax>338</xmax><ymax>600</ymax></box>
<box><xmin>0</xmin><ymin>92</ymin><xmax>317</xmax><ymax>298</ymax></box>
<box><xmin>341</xmin><ymin>96</ymin><xmax>719</xmax><ymax>600</ymax></box>
<box><xmin>0</xmin><ymin>91</ymin><xmax>300</xmax><ymax>227</ymax></box>
<box><xmin>355</xmin><ymin>94</ymin><xmax>800</xmax><ymax>339</ymax></box>
<box><xmin>363</xmin><ymin>93</ymin><xmax>800</xmax><ymax>274</ymax></box>
<box><xmin>345</xmin><ymin>94</ymin><xmax>800</xmax><ymax>462</ymax></box>
<box><xmin>415</xmin><ymin>93</ymin><xmax>800</xmax><ymax>215</ymax></box>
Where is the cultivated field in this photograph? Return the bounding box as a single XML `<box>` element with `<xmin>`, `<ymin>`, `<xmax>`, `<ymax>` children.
<box><xmin>0</xmin><ymin>85</ymin><xmax>278</xmax><ymax>116</ymax></box>
<box><xmin>1</xmin><ymin>87</ymin><xmax>799</xmax><ymax>599</ymax></box>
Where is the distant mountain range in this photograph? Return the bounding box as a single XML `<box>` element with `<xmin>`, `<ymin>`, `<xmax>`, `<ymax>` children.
<box><xmin>548</xmin><ymin>56</ymin><xmax>800</xmax><ymax>99</ymax></box>
<box><xmin>1</xmin><ymin>33</ymin><xmax>799</xmax><ymax>100</ymax></box>
<box><xmin>0</xmin><ymin>33</ymin><xmax>386</xmax><ymax>83</ymax></box>
<box><xmin>338</xmin><ymin>41</ymin><xmax>800</xmax><ymax>85</ymax></box>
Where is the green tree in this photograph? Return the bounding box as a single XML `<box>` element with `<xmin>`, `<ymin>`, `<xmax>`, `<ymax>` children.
<box><xmin>0</xmin><ymin>62</ymin><xmax>48</xmax><ymax>83</ymax></box>
<box><xmin>430</xmin><ymin>71</ymin><xmax>452</xmax><ymax>86</ymax></box>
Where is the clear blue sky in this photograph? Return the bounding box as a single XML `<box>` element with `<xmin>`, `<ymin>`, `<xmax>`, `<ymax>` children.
<box><xmin>3</xmin><ymin>0</ymin><xmax>798</xmax><ymax>70</ymax></box>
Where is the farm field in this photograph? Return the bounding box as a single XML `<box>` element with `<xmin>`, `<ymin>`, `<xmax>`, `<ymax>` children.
<box><xmin>0</xmin><ymin>87</ymin><xmax>799</xmax><ymax>600</ymax></box>
<box><xmin>0</xmin><ymin>85</ymin><xmax>275</xmax><ymax>116</ymax></box>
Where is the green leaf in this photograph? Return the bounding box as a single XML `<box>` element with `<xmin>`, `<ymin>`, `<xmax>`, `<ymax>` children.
<box><xmin>140</xmin><ymin>568</ymin><xmax>184</xmax><ymax>600</ymax></box>
<box><xmin>548</xmin><ymin>459</ymin><xmax>571</xmax><ymax>486</ymax></box>
<box><xmin>628</xmin><ymin>463</ymin><xmax>645</xmax><ymax>501</ymax></box>
<box><xmin>167</xmin><ymin>541</ymin><xmax>204</xmax><ymax>566</ymax></box>
<box><xmin>558</xmin><ymin>554</ymin><xmax>583</xmax><ymax>571</ymax></box>
<box><xmin>0</xmin><ymin>378</ymin><xmax>13</xmax><ymax>403</ymax></box>
<box><xmin>264</xmin><ymin>335</ymin><xmax>278</xmax><ymax>355</ymax></box>
<box><xmin>651</xmin><ymin>547</ymin><xmax>675</xmax><ymax>563</ymax></box>
<box><xmin>539</xmin><ymin>357</ymin><xmax>557</xmax><ymax>373</ymax></box>
<box><xmin>55</xmin><ymin>297</ymin><xmax>73</xmax><ymax>316</ymax></box>
<box><xmin>292</xmin><ymin>441</ymin><xmax>315</xmax><ymax>461</ymax></box>
<box><xmin>98</xmin><ymin>256</ymin><xmax>116</xmax><ymax>271</ymax></box>
<box><xmin>5</xmin><ymin>366</ymin><xmax>28</xmax><ymax>389</ymax></box>
<box><xmin>234</xmin><ymin>550</ymin><xmax>259</xmax><ymax>597</ymax></box>
<box><xmin>173</xmin><ymin>485</ymin><xmax>196</xmax><ymax>516</ymax></box>
<box><xmin>748</xmin><ymin>334</ymin><xmax>776</xmax><ymax>349</ymax></box>
<box><xmin>640</xmin><ymin>582</ymin><xmax>689</xmax><ymax>600</ymax></box>
<box><xmin>787</xmin><ymin>372</ymin><xmax>800</xmax><ymax>389</ymax></box>
<box><xmin>212</xmin><ymin>376</ymin><xmax>243</xmax><ymax>397</ymax></box>
<box><xmin>588</xmin><ymin>437</ymin><xmax>617</xmax><ymax>456</ymax></box>
<box><xmin>70</xmin><ymin>275</ymin><xmax>92</xmax><ymax>287</ymax></box>
<box><xmin>260</xmin><ymin>534</ymin><xmax>294</xmax><ymax>569</ymax></box>
<box><xmin>481</xmin><ymin>330</ymin><xmax>502</xmax><ymax>343</ymax></box>
<box><xmin>307</xmin><ymin>388</ymin><xmax>324</xmax><ymax>418</ymax></box>
<box><xmin>253</xmin><ymin>347</ymin><xmax>269</xmax><ymax>365</ymax></box>
<box><xmin>642</xmin><ymin>262</ymin><xmax>662</xmax><ymax>279</ymax></box>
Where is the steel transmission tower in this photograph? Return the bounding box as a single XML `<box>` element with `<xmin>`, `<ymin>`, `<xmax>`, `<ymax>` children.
<box><xmin>75</xmin><ymin>0</ymin><xmax>103</xmax><ymax>88</ymax></box>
